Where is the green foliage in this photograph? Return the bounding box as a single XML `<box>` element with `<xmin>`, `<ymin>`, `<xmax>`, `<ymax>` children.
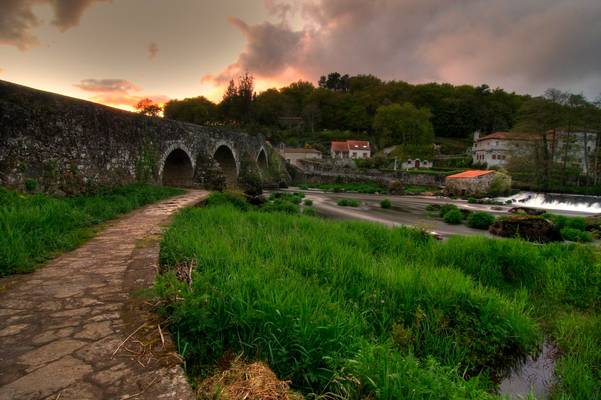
<box><xmin>24</xmin><ymin>179</ymin><xmax>37</xmax><ymax>192</ymax></box>
<box><xmin>301</xmin><ymin>182</ymin><xmax>388</xmax><ymax>194</ymax></box>
<box><xmin>443</xmin><ymin>208</ymin><xmax>464</xmax><ymax>224</ymax></box>
<box><xmin>439</xmin><ymin>204</ymin><xmax>459</xmax><ymax>218</ymax></box>
<box><xmin>303</xmin><ymin>207</ymin><xmax>316</xmax><ymax>217</ymax></box>
<box><xmin>468</xmin><ymin>197</ymin><xmax>477</xmax><ymax>204</ymax></box>
<box><xmin>380</xmin><ymin>199</ymin><xmax>392</xmax><ymax>209</ymax></box>
<box><xmin>467</xmin><ymin>212</ymin><xmax>495</xmax><ymax>230</ymax></box>
<box><xmin>157</xmin><ymin>206</ymin><xmax>546</xmax><ymax>397</ymax></box>
<box><xmin>0</xmin><ymin>185</ymin><xmax>183</xmax><ymax>276</ymax></box>
<box><xmin>373</xmin><ymin>102</ymin><xmax>434</xmax><ymax>147</ymax></box>
<box><xmin>163</xmin><ymin>96</ymin><xmax>219</xmax><ymax>125</ymax></box>
<box><xmin>204</xmin><ymin>192</ymin><xmax>249</xmax><ymax>211</ymax></box>
<box><xmin>560</xmin><ymin>227</ymin><xmax>593</xmax><ymax>243</ymax></box>
<box><xmin>303</xmin><ymin>199</ymin><xmax>313</xmax><ymax>206</ymax></box>
<box><xmin>337</xmin><ymin>198</ymin><xmax>360</xmax><ymax>207</ymax></box>
<box><xmin>543</xmin><ymin>213</ymin><xmax>587</xmax><ymax>231</ymax></box>
<box><xmin>488</xmin><ymin>172</ymin><xmax>512</xmax><ymax>196</ymax></box>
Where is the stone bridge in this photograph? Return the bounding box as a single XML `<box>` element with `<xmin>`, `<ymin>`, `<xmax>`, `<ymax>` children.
<box><xmin>0</xmin><ymin>80</ymin><xmax>287</xmax><ymax>194</ymax></box>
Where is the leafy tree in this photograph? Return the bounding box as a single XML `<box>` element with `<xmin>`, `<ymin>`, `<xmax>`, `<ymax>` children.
<box><xmin>163</xmin><ymin>96</ymin><xmax>218</xmax><ymax>125</ymax></box>
<box><xmin>373</xmin><ymin>102</ymin><xmax>434</xmax><ymax>147</ymax></box>
<box><xmin>135</xmin><ymin>98</ymin><xmax>162</xmax><ymax>117</ymax></box>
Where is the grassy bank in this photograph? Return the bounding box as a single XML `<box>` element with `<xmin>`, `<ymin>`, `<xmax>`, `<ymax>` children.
<box><xmin>156</xmin><ymin>195</ymin><xmax>598</xmax><ymax>398</ymax></box>
<box><xmin>0</xmin><ymin>184</ymin><xmax>183</xmax><ymax>276</ymax></box>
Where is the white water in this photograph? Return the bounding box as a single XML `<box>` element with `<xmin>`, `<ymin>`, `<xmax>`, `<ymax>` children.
<box><xmin>496</xmin><ymin>192</ymin><xmax>601</xmax><ymax>214</ymax></box>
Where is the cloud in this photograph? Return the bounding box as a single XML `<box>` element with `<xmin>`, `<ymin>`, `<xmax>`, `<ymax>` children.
<box><xmin>73</xmin><ymin>77</ymin><xmax>168</xmax><ymax>110</ymax></box>
<box><xmin>147</xmin><ymin>42</ymin><xmax>159</xmax><ymax>60</ymax></box>
<box><xmin>205</xmin><ymin>0</ymin><xmax>601</xmax><ymax>97</ymax></box>
<box><xmin>74</xmin><ymin>78</ymin><xmax>141</xmax><ymax>93</ymax></box>
<box><xmin>0</xmin><ymin>0</ymin><xmax>109</xmax><ymax>49</ymax></box>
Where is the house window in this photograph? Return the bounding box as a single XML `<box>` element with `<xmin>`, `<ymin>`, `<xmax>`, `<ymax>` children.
<box><xmin>363</xmin><ymin>153</ymin><xmax>368</xmax><ymax>158</ymax></box>
<box><xmin>352</xmin><ymin>152</ymin><xmax>357</xmax><ymax>158</ymax></box>
<box><xmin>492</xmin><ymin>154</ymin><xmax>496</xmax><ymax>160</ymax></box>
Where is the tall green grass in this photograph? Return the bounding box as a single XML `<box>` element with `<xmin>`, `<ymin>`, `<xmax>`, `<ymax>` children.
<box><xmin>0</xmin><ymin>184</ymin><xmax>183</xmax><ymax>276</ymax></box>
<box><xmin>157</xmin><ymin>204</ymin><xmax>550</xmax><ymax>398</ymax></box>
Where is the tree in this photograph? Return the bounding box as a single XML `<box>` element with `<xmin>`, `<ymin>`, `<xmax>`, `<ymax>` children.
<box><xmin>219</xmin><ymin>73</ymin><xmax>255</xmax><ymax>124</ymax></box>
<box><xmin>163</xmin><ymin>96</ymin><xmax>218</xmax><ymax>125</ymax></box>
<box><xmin>135</xmin><ymin>98</ymin><xmax>162</xmax><ymax>117</ymax></box>
<box><xmin>373</xmin><ymin>102</ymin><xmax>434</xmax><ymax>148</ymax></box>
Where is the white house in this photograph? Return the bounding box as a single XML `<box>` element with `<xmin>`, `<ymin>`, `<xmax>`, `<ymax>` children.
<box><xmin>401</xmin><ymin>159</ymin><xmax>432</xmax><ymax>170</ymax></box>
<box><xmin>472</xmin><ymin>130</ymin><xmax>598</xmax><ymax>173</ymax></box>
<box><xmin>331</xmin><ymin>140</ymin><xmax>371</xmax><ymax>159</ymax></box>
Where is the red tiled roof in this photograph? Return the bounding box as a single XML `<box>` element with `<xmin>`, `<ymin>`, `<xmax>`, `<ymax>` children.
<box><xmin>347</xmin><ymin>140</ymin><xmax>370</xmax><ymax>150</ymax></box>
<box><xmin>446</xmin><ymin>170</ymin><xmax>495</xmax><ymax>179</ymax></box>
<box><xmin>331</xmin><ymin>141</ymin><xmax>349</xmax><ymax>152</ymax></box>
<box><xmin>478</xmin><ymin>132</ymin><xmax>544</xmax><ymax>142</ymax></box>
<box><xmin>331</xmin><ymin>140</ymin><xmax>370</xmax><ymax>152</ymax></box>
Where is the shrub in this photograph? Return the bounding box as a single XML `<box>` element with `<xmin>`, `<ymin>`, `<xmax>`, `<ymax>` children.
<box><xmin>561</xmin><ymin>228</ymin><xmax>593</xmax><ymax>243</ymax></box>
<box><xmin>380</xmin><ymin>199</ymin><xmax>392</xmax><ymax>209</ymax></box>
<box><xmin>468</xmin><ymin>197</ymin><xmax>477</xmax><ymax>204</ymax></box>
<box><xmin>439</xmin><ymin>204</ymin><xmax>459</xmax><ymax>218</ymax></box>
<box><xmin>467</xmin><ymin>212</ymin><xmax>495</xmax><ymax>230</ymax></box>
<box><xmin>25</xmin><ymin>179</ymin><xmax>38</xmax><ymax>192</ymax></box>
<box><xmin>303</xmin><ymin>199</ymin><xmax>313</xmax><ymax>206</ymax></box>
<box><xmin>338</xmin><ymin>199</ymin><xmax>360</xmax><ymax>207</ymax></box>
<box><xmin>443</xmin><ymin>209</ymin><xmax>464</xmax><ymax>224</ymax></box>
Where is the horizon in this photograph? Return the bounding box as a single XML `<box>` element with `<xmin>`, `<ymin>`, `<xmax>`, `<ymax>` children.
<box><xmin>1</xmin><ymin>1</ymin><xmax>600</xmax><ymax>112</ymax></box>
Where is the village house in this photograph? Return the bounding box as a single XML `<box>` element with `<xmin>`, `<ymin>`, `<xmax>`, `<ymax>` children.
<box><xmin>331</xmin><ymin>140</ymin><xmax>371</xmax><ymax>159</ymax></box>
<box><xmin>472</xmin><ymin>130</ymin><xmax>598</xmax><ymax>173</ymax></box>
<box><xmin>401</xmin><ymin>159</ymin><xmax>432</xmax><ymax>170</ymax></box>
<box><xmin>278</xmin><ymin>146</ymin><xmax>322</xmax><ymax>167</ymax></box>
<box><xmin>445</xmin><ymin>169</ymin><xmax>506</xmax><ymax>196</ymax></box>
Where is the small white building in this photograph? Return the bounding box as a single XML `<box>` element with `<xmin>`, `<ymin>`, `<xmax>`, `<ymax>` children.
<box><xmin>331</xmin><ymin>140</ymin><xmax>371</xmax><ymax>159</ymax></box>
<box><xmin>279</xmin><ymin>147</ymin><xmax>322</xmax><ymax>167</ymax></box>
<box><xmin>401</xmin><ymin>159</ymin><xmax>432</xmax><ymax>170</ymax></box>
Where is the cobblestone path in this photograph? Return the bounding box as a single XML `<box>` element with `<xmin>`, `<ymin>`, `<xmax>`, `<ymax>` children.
<box><xmin>0</xmin><ymin>190</ymin><xmax>208</xmax><ymax>400</ymax></box>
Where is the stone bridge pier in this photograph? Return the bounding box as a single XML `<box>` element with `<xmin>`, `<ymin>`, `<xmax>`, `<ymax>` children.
<box><xmin>0</xmin><ymin>80</ymin><xmax>288</xmax><ymax>194</ymax></box>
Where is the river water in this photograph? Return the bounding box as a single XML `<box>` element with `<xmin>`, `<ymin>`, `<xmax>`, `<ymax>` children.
<box><xmin>496</xmin><ymin>192</ymin><xmax>601</xmax><ymax>214</ymax></box>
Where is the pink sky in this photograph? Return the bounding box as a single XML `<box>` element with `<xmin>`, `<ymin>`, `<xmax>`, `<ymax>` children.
<box><xmin>1</xmin><ymin>0</ymin><xmax>600</xmax><ymax>111</ymax></box>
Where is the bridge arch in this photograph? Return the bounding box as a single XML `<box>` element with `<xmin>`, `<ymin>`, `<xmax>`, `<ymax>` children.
<box><xmin>212</xmin><ymin>143</ymin><xmax>239</xmax><ymax>187</ymax></box>
<box><xmin>256</xmin><ymin>146</ymin><xmax>268</xmax><ymax>172</ymax></box>
<box><xmin>158</xmin><ymin>144</ymin><xmax>195</xmax><ymax>187</ymax></box>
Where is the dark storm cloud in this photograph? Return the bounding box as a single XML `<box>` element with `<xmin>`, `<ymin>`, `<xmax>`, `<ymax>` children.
<box><xmin>208</xmin><ymin>0</ymin><xmax>601</xmax><ymax>95</ymax></box>
<box><xmin>74</xmin><ymin>78</ymin><xmax>140</xmax><ymax>93</ymax></box>
<box><xmin>0</xmin><ymin>0</ymin><xmax>109</xmax><ymax>49</ymax></box>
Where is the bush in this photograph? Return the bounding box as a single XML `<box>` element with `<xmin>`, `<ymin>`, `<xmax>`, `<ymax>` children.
<box><xmin>303</xmin><ymin>199</ymin><xmax>313</xmax><ymax>206</ymax></box>
<box><xmin>25</xmin><ymin>179</ymin><xmax>38</xmax><ymax>192</ymax></box>
<box><xmin>439</xmin><ymin>204</ymin><xmax>459</xmax><ymax>218</ymax></box>
<box><xmin>443</xmin><ymin>209</ymin><xmax>464</xmax><ymax>224</ymax></box>
<box><xmin>561</xmin><ymin>228</ymin><xmax>593</xmax><ymax>243</ymax></box>
<box><xmin>467</xmin><ymin>212</ymin><xmax>495</xmax><ymax>230</ymax></box>
<box><xmin>468</xmin><ymin>197</ymin><xmax>477</xmax><ymax>204</ymax></box>
<box><xmin>303</xmin><ymin>207</ymin><xmax>316</xmax><ymax>216</ymax></box>
<box><xmin>380</xmin><ymin>199</ymin><xmax>392</xmax><ymax>209</ymax></box>
<box><xmin>337</xmin><ymin>199</ymin><xmax>360</xmax><ymax>207</ymax></box>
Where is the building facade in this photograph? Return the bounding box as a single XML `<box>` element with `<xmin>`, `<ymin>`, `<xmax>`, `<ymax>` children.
<box><xmin>331</xmin><ymin>140</ymin><xmax>371</xmax><ymax>159</ymax></box>
<box><xmin>472</xmin><ymin>130</ymin><xmax>598</xmax><ymax>173</ymax></box>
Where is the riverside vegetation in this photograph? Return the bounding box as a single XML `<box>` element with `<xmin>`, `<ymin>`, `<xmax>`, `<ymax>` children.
<box><xmin>0</xmin><ymin>184</ymin><xmax>183</xmax><ymax>276</ymax></box>
<box><xmin>155</xmin><ymin>193</ymin><xmax>600</xmax><ymax>399</ymax></box>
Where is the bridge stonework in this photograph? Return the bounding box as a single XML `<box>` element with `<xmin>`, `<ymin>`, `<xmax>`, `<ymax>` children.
<box><xmin>0</xmin><ymin>80</ymin><xmax>288</xmax><ymax>194</ymax></box>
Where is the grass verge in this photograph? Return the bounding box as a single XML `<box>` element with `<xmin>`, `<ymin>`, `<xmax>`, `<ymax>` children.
<box><xmin>0</xmin><ymin>184</ymin><xmax>184</xmax><ymax>276</ymax></box>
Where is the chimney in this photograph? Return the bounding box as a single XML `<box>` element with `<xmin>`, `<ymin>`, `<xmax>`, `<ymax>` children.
<box><xmin>473</xmin><ymin>131</ymin><xmax>481</xmax><ymax>142</ymax></box>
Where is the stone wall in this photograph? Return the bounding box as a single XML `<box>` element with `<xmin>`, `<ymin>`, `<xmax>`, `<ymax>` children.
<box><xmin>295</xmin><ymin>159</ymin><xmax>444</xmax><ymax>187</ymax></box>
<box><xmin>0</xmin><ymin>80</ymin><xmax>286</xmax><ymax>194</ymax></box>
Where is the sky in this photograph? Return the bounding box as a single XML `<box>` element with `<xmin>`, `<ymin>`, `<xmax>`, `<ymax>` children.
<box><xmin>1</xmin><ymin>0</ymin><xmax>600</xmax><ymax>111</ymax></box>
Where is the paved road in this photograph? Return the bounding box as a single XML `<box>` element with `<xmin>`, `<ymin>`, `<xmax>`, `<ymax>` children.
<box><xmin>0</xmin><ymin>191</ymin><xmax>207</xmax><ymax>400</ymax></box>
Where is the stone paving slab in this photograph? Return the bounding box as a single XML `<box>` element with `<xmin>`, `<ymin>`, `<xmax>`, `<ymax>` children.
<box><xmin>0</xmin><ymin>191</ymin><xmax>208</xmax><ymax>400</ymax></box>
